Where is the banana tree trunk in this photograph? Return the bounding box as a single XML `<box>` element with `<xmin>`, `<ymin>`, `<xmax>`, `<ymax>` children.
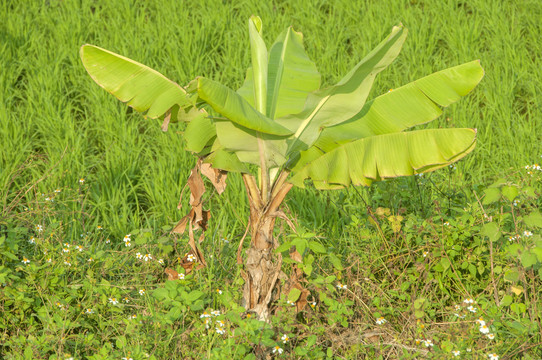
<box><xmin>241</xmin><ymin>173</ymin><xmax>292</xmax><ymax>321</ymax></box>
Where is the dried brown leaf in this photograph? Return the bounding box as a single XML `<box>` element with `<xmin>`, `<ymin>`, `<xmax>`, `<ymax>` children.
<box><xmin>165</xmin><ymin>268</ymin><xmax>179</xmax><ymax>280</ymax></box>
<box><xmin>161</xmin><ymin>110</ymin><xmax>171</xmax><ymax>132</ymax></box>
<box><xmin>172</xmin><ymin>211</ymin><xmax>191</xmax><ymax>234</ymax></box>
<box><xmin>201</xmin><ymin>163</ymin><xmax>228</xmax><ymax>194</ymax></box>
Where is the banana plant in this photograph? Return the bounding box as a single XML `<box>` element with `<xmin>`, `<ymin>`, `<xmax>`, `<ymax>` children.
<box><xmin>80</xmin><ymin>16</ymin><xmax>484</xmax><ymax>321</ymax></box>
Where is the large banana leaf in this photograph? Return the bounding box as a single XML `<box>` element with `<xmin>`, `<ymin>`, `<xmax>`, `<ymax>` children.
<box><xmin>210</xmin><ymin>18</ymin><xmax>320</xmax><ymax>168</ymax></box>
<box><xmin>80</xmin><ymin>45</ymin><xmax>190</xmax><ymax>118</ymax></box>
<box><xmin>197</xmin><ymin>77</ymin><xmax>292</xmax><ymax>136</ymax></box>
<box><xmin>237</xmin><ymin>25</ymin><xmax>320</xmax><ymax>118</ymax></box>
<box><xmin>214</xmin><ymin>120</ymin><xmax>288</xmax><ymax>168</ymax></box>
<box><xmin>266</xmin><ymin>27</ymin><xmax>321</xmax><ymax>119</ymax></box>
<box><xmin>304</xmin><ymin>61</ymin><xmax>484</xmax><ymax>155</ymax></box>
<box><xmin>248</xmin><ymin>15</ymin><xmax>268</xmax><ymax>114</ymax></box>
<box><xmin>276</xmin><ymin>25</ymin><xmax>408</xmax><ymax>155</ymax></box>
<box><xmin>289</xmin><ymin>128</ymin><xmax>476</xmax><ymax>189</ymax></box>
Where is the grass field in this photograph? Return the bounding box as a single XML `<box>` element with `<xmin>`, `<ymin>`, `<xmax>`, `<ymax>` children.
<box><xmin>1</xmin><ymin>0</ymin><xmax>542</xmax><ymax>359</ymax></box>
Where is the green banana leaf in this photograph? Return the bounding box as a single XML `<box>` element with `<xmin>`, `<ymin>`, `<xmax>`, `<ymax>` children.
<box><xmin>304</xmin><ymin>61</ymin><xmax>484</xmax><ymax>155</ymax></box>
<box><xmin>289</xmin><ymin>128</ymin><xmax>477</xmax><ymax>189</ymax></box>
<box><xmin>196</xmin><ymin>77</ymin><xmax>292</xmax><ymax>136</ymax></box>
<box><xmin>80</xmin><ymin>45</ymin><xmax>190</xmax><ymax>119</ymax></box>
<box><xmin>276</xmin><ymin>25</ymin><xmax>408</xmax><ymax>155</ymax></box>
<box><xmin>266</xmin><ymin>27</ymin><xmax>320</xmax><ymax>119</ymax></box>
<box><xmin>248</xmin><ymin>15</ymin><xmax>268</xmax><ymax>114</ymax></box>
<box><xmin>227</xmin><ymin>19</ymin><xmax>320</xmax><ymax>168</ymax></box>
<box><xmin>237</xmin><ymin>24</ymin><xmax>320</xmax><ymax>118</ymax></box>
<box><xmin>214</xmin><ymin>120</ymin><xmax>288</xmax><ymax>168</ymax></box>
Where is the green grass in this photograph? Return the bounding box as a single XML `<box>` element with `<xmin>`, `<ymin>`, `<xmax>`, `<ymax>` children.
<box><xmin>1</xmin><ymin>0</ymin><xmax>542</xmax><ymax>359</ymax></box>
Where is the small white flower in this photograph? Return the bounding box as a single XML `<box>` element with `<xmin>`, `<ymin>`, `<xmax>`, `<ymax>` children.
<box><xmin>203</xmin><ymin>317</ymin><xmax>211</xmax><ymax>329</ymax></box>
<box><xmin>79</xmin><ymin>178</ymin><xmax>85</xmax><ymax>184</ymax></box>
<box><xmin>200</xmin><ymin>311</ymin><xmax>211</xmax><ymax>318</ymax></box>
<box><xmin>310</xmin><ymin>301</ymin><xmax>317</xmax><ymax>308</ymax></box>
<box><xmin>423</xmin><ymin>339</ymin><xmax>434</xmax><ymax>347</ymax></box>
<box><xmin>336</xmin><ymin>283</ymin><xmax>347</xmax><ymax>290</ymax></box>
<box><xmin>281</xmin><ymin>334</ymin><xmax>290</xmax><ymax>343</ymax></box>
<box><xmin>286</xmin><ymin>300</ymin><xmax>295</xmax><ymax>306</ymax></box>
<box><xmin>136</xmin><ymin>252</ymin><xmax>143</xmax><ymax>259</ymax></box>
<box><xmin>29</xmin><ymin>237</ymin><xmax>36</xmax><ymax>244</ymax></box>
<box><xmin>479</xmin><ymin>324</ymin><xmax>490</xmax><ymax>334</ymax></box>
<box><xmin>211</xmin><ymin>310</ymin><xmax>221</xmax><ymax>317</ymax></box>
<box><xmin>158</xmin><ymin>259</ymin><xmax>164</xmax><ymax>265</ymax></box>
<box><xmin>452</xmin><ymin>350</ymin><xmax>460</xmax><ymax>357</ymax></box>
<box><xmin>139</xmin><ymin>289</ymin><xmax>145</xmax><ymax>296</ymax></box>
<box><xmin>64</xmin><ymin>261</ymin><xmax>71</xmax><ymax>266</ymax></box>
<box><xmin>123</xmin><ymin>235</ymin><xmax>131</xmax><ymax>242</ymax></box>
<box><xmin>215</xmin><ymin>327</ymin><xmax>225</xmax><ymax>334</ymax></box>
<box><xmin>36</xmin><ymin>224</ymin><xmax>43</xmax><ymax>232</ymax></box>
<box><xmin>444</xmin><ymin>221</ymin><xmax>450</xmax><ymax>226</ymax></box>
<box><xmin>523</xmin><ymin>230</ymin><xmax>533</xmax><ymax>237</ymax></box>
<box><xmin>105</xmin><ymin>239</ymin><xmax>110</xmax><ymax>244</ymax></box>
<box><xmin>487</xmin><ymin>333</ymin><xmax>495</xmax><ymax>340</ymax></box>
<box><xmin>97</xmin><ymin>225</ymin><xmax>102</xmax><ymax>230</ymax></box>
<box><xmin>47</xmin><ymin>258</ymin><xmax>52</xmax><ymax>263</ymax></box>
<box><xmin>85</xmin><ymin>308</ymin><xmax>94</xmax><ymax>314</ymax></box>
<box><xmin>463</xmin><ymin>298</ymin><xmax>474</xmax><ymax>304</ymax></box>
<box><xmin>423</xmin><ymin>251</ymin><xmax>428</xmax><ymax>257</ymax></box>
<box><xmin>488</xmin><ymin>353</ymin><xmax>499</xmax><ymax>360</ymax></box>
<box><xmin>88</xmin><ymin>258</ymin><xmax>93</xmax><ymax>262</ymax></box>
<box><xmin>22</xmin><ymin>257</ymin><xmax>30</xmax><ymax>264</ymax></box>
<box><xmin>467</xmin><ymin>305</ymin><xmax>477</xmax><ymax>313</ymax></box>
<box><xmin>45</xmin><ymin>197</ymin><xmax>51</xmax><ymax>202</ymax></box>
<box><xmin>54</xmin><ymin>189</ymin><xmax>61</xmax><ymax>193</ymax></box>
<box><xmin>121</xmin><ymin>357</ymin><xmax>133</xmax><ymax>360</ymax></box>
<box><xmin>454</xmin><ymin>313</ymin><xmax>466</xmax><ymax>319</ymax></box>
<box><xmin>215</xmin><ymin>320</ymin><xmax>225</xmax><ymax>327</ymax></box>
<box><xmin>454</xmin><ymin>305</ymin><xmax>461</xmax><ymax>311</ymax></box>
<box><xmin>178</xmin><ymin>273</ymin><xmax>185</xmax><ymax>280</ymax></box>
<box><xmin>187</xmin><ymin>254</ymin><xmax>196</xmax><ymax>262</ymax></box>
<box><xmin>476</xmin><ymin>318</ymin><xmax>486</xmax><ymax>326</ymax></box>
<box><xmin>128</xmin><ymin>314</ymin><xmax>137</xmax><ymax>320</ymax></box>
<box><xmin>376</xmin><ymin>316</ymin><xmax>387</xmax><ymax>325</ymax></box>
<box><xmin>143</xmin><ymin>253</ymin><xmax>152</xmax><ymax>262</ymax></box>
<box><xmin>272</xmin><ymin>346</ymin><xmax>283</xmax><ymax>354</ymax></box>
<box><xmin>124</xmin><ymin>241</ymin><xmax>131</xmax><ymax>247</ymax></box>
<box><xmin>467</xmin><ymin>348</ymin><xmax>472</xmax><ymax>352</ymax></box>
<box><xmin>62</xmin><ymin>247</ymin><xmax>70</xmax><ymax>253</ymax></box>
<box><xmin>76</xmin><ymin>245</ymin><xmax>84</xmax><ymax>252</ymax></box>
<box><xmin>216</xmin><ymin>289</ymin><xmax>222</xmax><ymax>295</ymax></box>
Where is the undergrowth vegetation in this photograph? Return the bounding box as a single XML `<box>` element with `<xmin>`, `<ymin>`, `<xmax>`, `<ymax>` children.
<box><xmin>1</xmin><ymin>0</ymin><xmax>541</xmax><ymax>359</ymax></box>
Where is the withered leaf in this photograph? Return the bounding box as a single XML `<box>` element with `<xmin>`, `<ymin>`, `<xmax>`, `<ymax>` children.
<box><xmin>201</xmin><ymin>163</ymin><xmax>228</xmax><ymax>194</ymax></box>
<box><xmin>172</xmin><ymin>211</ymin><xmax>192</xmax><ymax>235</ymax></box>
<box><xmin>161</xmin><ymin>110</ymin><xmax>171</xmax><ymax>132</ymax></box>
<box><xmin>165</xmin><ymin>268</ymin><xmax>179</xmax><ymax>280</ymax></box>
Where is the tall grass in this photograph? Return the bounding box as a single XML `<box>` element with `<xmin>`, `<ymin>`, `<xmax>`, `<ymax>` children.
<box><xmin>2</xmin><ymin>0</ymin><xmax>540</xmax><ymax>239</ymax></box>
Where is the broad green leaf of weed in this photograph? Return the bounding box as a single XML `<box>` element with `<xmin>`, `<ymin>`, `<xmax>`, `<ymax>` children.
<box><xmin>524</xmin><ymin>211</ymin><xmax>542</xmax><ymax>228</ymax></box>
<box><xmin>481</xmin><ymin>222</ymin><xmax>500</xmax><ymax>242</ymax></box>
<box><xmin>501</xmin><ymin>185</ymin><xmax>518</xmax><ymax>202</ymax></box>
<box><xmin>483</xmin><ymin>187</ymin><xmax>501</xmax><ymax>205</ymax></box>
